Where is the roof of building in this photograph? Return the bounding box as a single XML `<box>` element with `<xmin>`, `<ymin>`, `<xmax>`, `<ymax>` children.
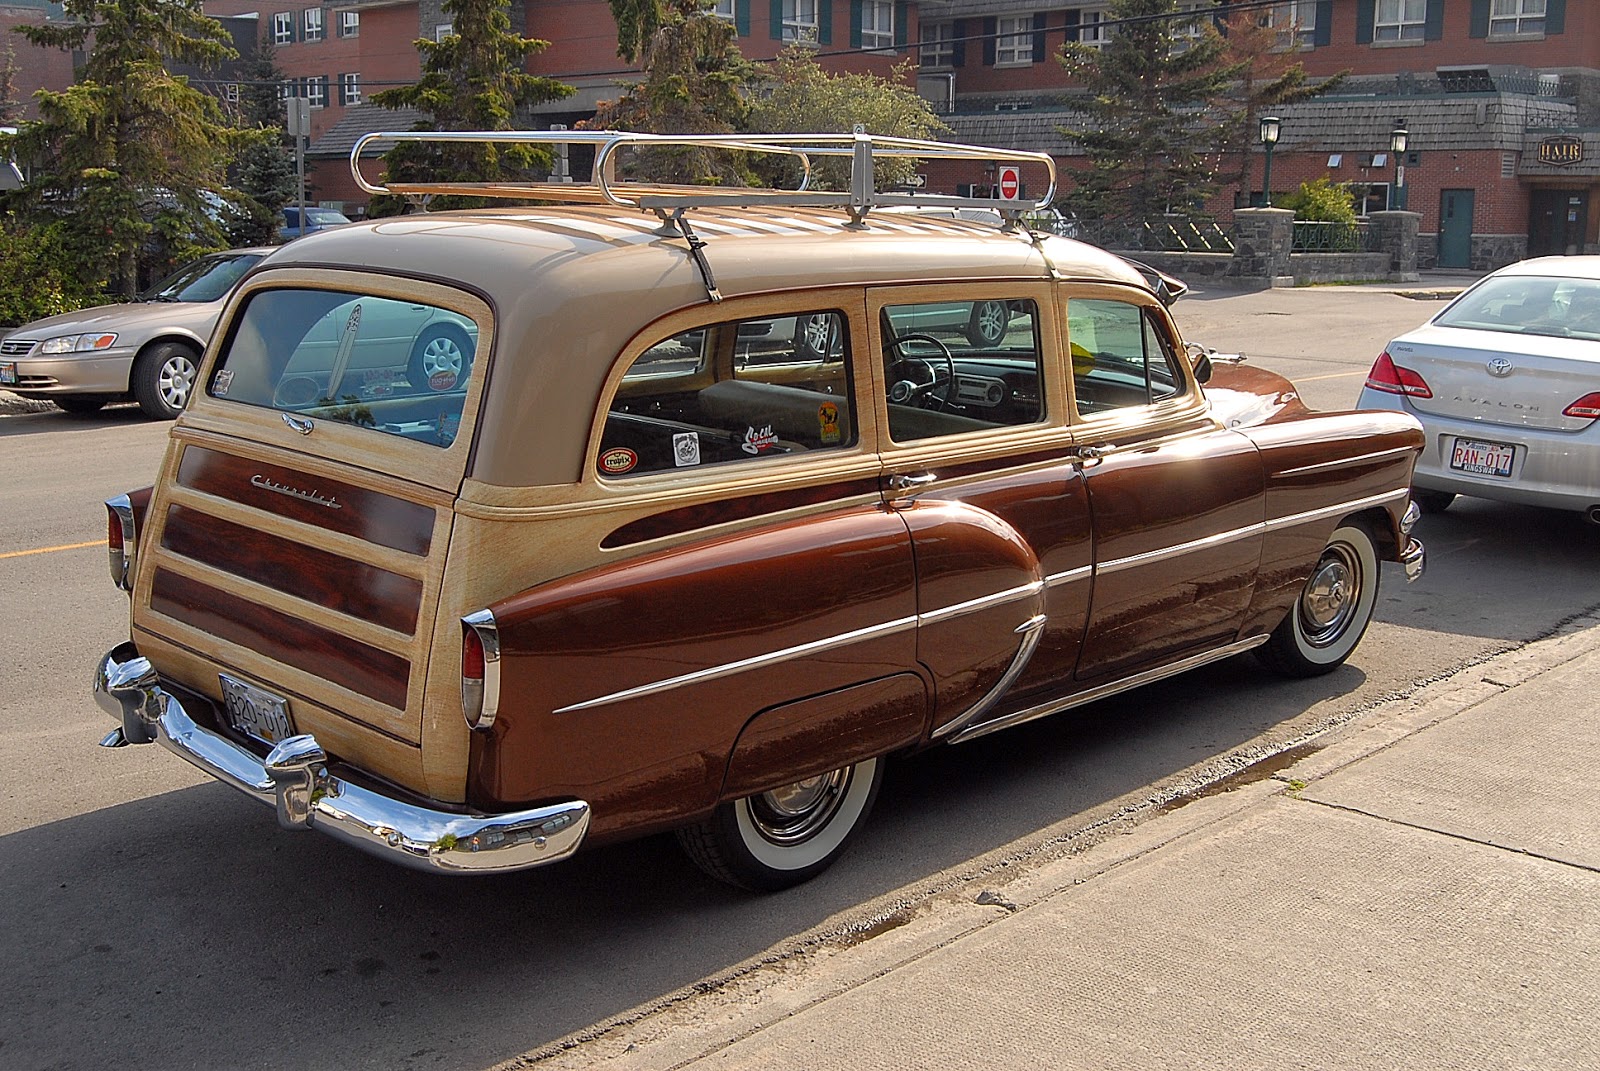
<box><xmin>309</xmin><ymin>104</ymin><xmax>428</xmax><ymax>158</ymax></box>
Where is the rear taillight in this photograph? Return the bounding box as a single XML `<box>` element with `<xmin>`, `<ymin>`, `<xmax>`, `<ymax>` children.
<box><xmin>1365</xmin><ymin>351</ymin><xmax>1433</xmax><ymax>398</ymax></box>
<box><xmin>460</xmin><ymin>609</ymin><xmax>501</xmax><ymax>731</ymax></box>
<box><xmin>105</xmin><ymin>494</ymin><xmax>136</xmax><ymax>593</ymax></box>
<box><xmin>1563</xmin><ymin>392</ymin><xmax>1600</xmax><ymax>419</ymax></box>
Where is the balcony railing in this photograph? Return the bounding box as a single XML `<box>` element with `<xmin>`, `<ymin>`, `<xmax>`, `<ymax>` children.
<box><xmin>1291</xmin><ymin>220</ymin><xmax>1373</xmax><ymax>253</ymax></box>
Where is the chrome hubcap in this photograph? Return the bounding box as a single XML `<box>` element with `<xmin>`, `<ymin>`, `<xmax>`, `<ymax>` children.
<box><xmin>420</xmin><ymin>337</ymin><xmax>463</xmax><ymax>377</ymax></box>
<box><xmin>1300</xmin><ymin>545</ymin><xmax>1359</xmax><ymax>647</ymax></box>
<box><xmin>746</xmin><ymin>767</ymin><xmax>853</xmax><ymax>846</ymax></box>
<box><xmin>976</xmin><ymin>301</ymin><xmax>1007</xmax><ymax>340</ymax></box>
<box><xmin>159</xmin><ymin>356</ymin><xmax>195</xmax><ymax>410</ymax></box>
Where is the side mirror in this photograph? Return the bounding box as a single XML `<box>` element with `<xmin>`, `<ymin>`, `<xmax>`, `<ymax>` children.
<box><xmin>1186</xmin><ymin>342</ymin><xmax>1213</xmax><ymax>385</ymax></box>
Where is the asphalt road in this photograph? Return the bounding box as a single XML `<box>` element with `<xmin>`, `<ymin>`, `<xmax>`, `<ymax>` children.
<box><xmin>3</xmin><ymin>284</ymin><xmax>1599</xmax><ymax>1071</ymax></box>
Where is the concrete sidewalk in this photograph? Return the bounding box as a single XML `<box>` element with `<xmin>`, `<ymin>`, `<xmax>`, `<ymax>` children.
<box><xmin>524</xmin><ymin>614</ymin><xmax>1600</xmax><ymax>1070</ymax></box>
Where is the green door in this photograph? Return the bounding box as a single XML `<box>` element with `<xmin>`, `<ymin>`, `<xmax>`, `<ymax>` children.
<box><xmin>1438</xmin><ymin>189</ymin><xmax>1473</xmax><ymax>269</ymax></box>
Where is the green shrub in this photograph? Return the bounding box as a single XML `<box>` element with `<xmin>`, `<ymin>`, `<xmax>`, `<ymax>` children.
<box><xmin>1279</xmin><ymin>178</ymin><xmax>1358</xmax><ymax>224</ymax></box>
<box><xmin>0</xmin><ymin>218</ymin><xmax>108</xmax><ymax>327</ymax></box>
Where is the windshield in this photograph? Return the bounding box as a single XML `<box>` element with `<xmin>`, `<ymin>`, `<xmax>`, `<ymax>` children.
<box><xmin>209</xmin><ymin>287</ymin><xmax>481</xmax><ymax>447</ymax></box>
<box><xmin>1436</xmin><ymin>276</ymin><xmax>1600</xmax><ymax>340</ymax></box>
<box><xmin>142</xmin><ymin>253</ymin><xmax>263</xmax><ymax>303</ymax></box>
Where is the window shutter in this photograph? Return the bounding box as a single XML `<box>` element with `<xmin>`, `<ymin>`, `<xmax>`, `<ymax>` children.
<box><xmin>1467</xmin><ymin>0</ymin><xmax>1488</xmax><ymax>37</ymax></box>
<box><xmin>1314</xmin><ymin>1</ymin><xmax>1332</xmax><ymax>46</ymax></box>
<box><xmin>819</xmin><ymin>0</ymin><xmax>832</xmax><ymax>44</ymax></box>
<box><xmin>1547</xmin><ymin>0</ymin><xmax>1566</xmax><ymax>34</ymax></box>
<box><xmin>1031</xmin><ymin>12</ymin><xmax>1046</xmax><ymax>63</ymax></box>
<box><xmin>1064</xmin><ymin>8</ymin><xmax>1079</xmax><ymax>43</ymax></box>
<box><xmin>736</xmin><ymin>0</ymin><xmax>750</xmax><ymax>36</ymax></box>
<box><xmin>770</xmin><ymin>0</ymin><xmax>783</xmax><ymax>41</ymax></box>
<box><xmin>1355</xmin><ymin>0</ymin><xmax>1374</xmax><ymax>44</ymax></box>
<box><xmin>1424</xmin><ymin>0</ymin><xmax>1443</xmax><ymax>41</ymax></box>
<box><xmin>952</xmin><ymin>19</ymin><xmax>966</xmax><ymax>66</ymax></box>
<box><xmin>894</xmin><ymin>2</ymin><xmax>906</xmax><ymax>48</ymax></box>
<box><xmin>982</xmin><ymin>16</ymin><xmax>996</xmax><ymax>65</ymax></box>
<box><xmin>850</xmin><ymin>0</ymin><xmax>862</xmax><ymax>47</ymax></box>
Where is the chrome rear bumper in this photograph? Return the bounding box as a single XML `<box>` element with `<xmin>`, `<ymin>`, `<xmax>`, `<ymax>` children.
<box><xmin>93</xmin><ymin>643</ymin><xmax>590</xmax><ymax>874</ymax></box>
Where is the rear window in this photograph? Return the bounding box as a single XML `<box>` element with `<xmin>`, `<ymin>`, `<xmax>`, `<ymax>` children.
<box><xmin>208</xmin><ymin>288</ymin><xmax>480</xmax><ymax>447</ymax></box>
<box><xmin>1436</xmin><ymin>276</ymin><xmax>1600</xmax><ymax>339</ymax></box>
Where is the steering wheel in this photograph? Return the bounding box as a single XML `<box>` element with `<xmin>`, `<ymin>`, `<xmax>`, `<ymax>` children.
<box><xmin>886</xmin><ymin>332</ymin><xmax>956</xmax><ymax>411</ymax></box>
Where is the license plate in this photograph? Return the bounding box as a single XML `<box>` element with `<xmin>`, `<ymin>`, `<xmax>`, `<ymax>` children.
<box><xmin>219</xmin><ymin>673</ymin><xmax>295</xmax><ymax>745</ymax></box>
<box><xmin>1449</xmin><ymin>437</ymin><xmax>1516</xmax><ymax>478</ymax></box>
<box><xmin>0</xmin><ymin>362</ymin><xmax>15</xmax><ymax>385</ymax></box>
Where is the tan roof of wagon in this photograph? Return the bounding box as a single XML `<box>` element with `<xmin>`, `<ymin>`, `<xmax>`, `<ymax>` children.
<box><xmin>257</xmin><ymin>205</ymin><xmax>1150</xmax><ymax>486</ymax></box>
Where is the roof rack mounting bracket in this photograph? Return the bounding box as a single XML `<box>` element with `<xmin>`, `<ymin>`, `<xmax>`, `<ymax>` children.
<box><xmin>674</xmin><ymin>213</ymin><xmax>723</xmax><ymax>304</ymax></box>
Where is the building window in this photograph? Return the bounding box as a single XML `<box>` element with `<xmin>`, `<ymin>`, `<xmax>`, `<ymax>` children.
<box><xmin>995</xmin><ymin>15</ymin><xmax>1034</xmax><ymax>65</ymax></box>
<box><xmin>339</xmin><ymin>72</ymin><xmax>360</xmax><ymax>106</ymax></box>
<box><xmin>1489</xmin><ymin>0</ymin><xmax>1545</xmax><ymax>36</ymax></box>
<box><xmin>1374</xmin><ymin>0</ymin><xmax>1426</xmax><ymax>42</ymax></box>
<box><xmin>338</xmin><ymin>9</ymin><xmax>359</xmax><ymax>37</ymax></box>
<box><xmin>304</xmin><ymin>76</ymin><xmax>328</xmax><ymax>109</ymax></box>
<box><xmin>1263</xmin><ymin>1</ymin><xmax>1318</xmax><ymax>46</ymax></box>
<box><xmin>920</xmin><ymin>21</ymin><xmax>954</xmax><ymax>66</ymax></box>
<box><xmin>1076</xmin><ymin>8</ymin><xmax>1109</xmax><ymax>48</ymax></box>
<box><xmin>712</xmin><ymin>0</ymin><xmax>735</xmax><ymax>21</ymax></box>
<box><xmin>782</xmin><ymin>0</ymin><xmax>819</xmax><ymax>44</ymax></box>
<box><xmin>302</xmin><ymin>6</ymin><xmax>324</xmax><ymax>42</ymax></box>
<box><xmin>434</xmin><ymin>22</ymin><xmax>454</xmax><ymax>40</ymax></box>
<box><xmin>224</xmin><ymin>82</ymin><xmax>241</xmax><ymax>103</ymax></box>
<box><xmin>272</xmin><ymin>11</ymin><xmax>294</xmax><ymax>45</ymax></box>
<box><xmin>861</xmin><ymin>0</ymin><xmax>894</xmax><ymax>51</ymax></box>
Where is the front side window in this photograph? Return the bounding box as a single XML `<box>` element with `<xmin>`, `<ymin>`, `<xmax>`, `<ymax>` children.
<box><xmin>272</xmin><ymin>11</ymin><xmax>294</xmax><ymax>45</ymax></box>
<box><xmin>1489</xmin><ymin>0</ymin><xmax>1545</xmax><ymax>36</ymax></box>
<box><xmin>880</xmin><ymin>298</ymin><xmax>1044</xmax><ymax>442</ymax></box>
<box><xmin>600</xmin><ymin>311</ymin><xmax>855</xmax><ymax>477</ymax></box>
<box><xmin>782</xmin><ymin>0</ymin><xmax>819</xmax><ymax>43</ymax></box>
<box><xmin>1067</xmin><ymin>299</ymin><xmax>1184</xmax><ymax>415</ymax></box>
<box><xmin>1374</xmin><ymin>0</ymin><xmax>1426</xmax><ymax>41</ymax></box>
<box><xmin>210</xmin><ymin>289</ymin><xmax>482</xmax><ymax>447</ymax></box>
<box><xmin>920</xmin><ymin>21</ymin><xmax>954</xmax><ymax>66</ymax></box>
<box><xmin>995</xmin><ymin>15</ymin><xmax>1034</xmax><ymax>64</ymax></box>
<box><xmin>302</xmin><ymin>6</ymin><xmax>324</xmax><ymax>41</ymax></box>
<box><xmin>861</xmin><ymin>0</ymin><xmax>894</xmax><ymax>50</ymax></box>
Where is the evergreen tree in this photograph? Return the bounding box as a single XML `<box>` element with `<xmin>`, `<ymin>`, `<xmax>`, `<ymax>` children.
<box><xmin>371</xmin><ymin>0</ymin><xmax>573</xmax><ymax>213</ymax></box>
<box><xmin>1057</xmin><ymin>0</ymin><xmax>1245</xmax><ymax>222</ymax></box>
<box><xmin>0</xmin><ymin>40</ymin><xmax>22</xmax><ymax>124</ymax></box>
<box><xmin>586</xmin><ymin>0</ymin><xmax>756</xmax><ymax>185</ymax></box>
<box><xmin>608</xmin><ymin>0</ymin><xmax>666</xmax><ymax>64</ymax></box>
<box><xmin>229</xmin><ymin>34</ymin><xmax>297</xmax><ymax>245</ymax></box>
<box><xmin>10</xmin><ymin>0</ymin><xmax>245</xmax><ymax>295</ymax></box>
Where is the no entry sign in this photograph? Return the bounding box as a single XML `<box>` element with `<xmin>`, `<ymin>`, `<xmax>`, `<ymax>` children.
<box><xmin>996</xmin><ymin>165</ymin><xmax>1021</xmax><ymax>200</ymax></box>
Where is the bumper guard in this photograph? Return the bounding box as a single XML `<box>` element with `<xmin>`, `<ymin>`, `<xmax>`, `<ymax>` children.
<box><xmin>93</xmin><ymin>643</ymin><xmax>590</xmax><ymax>874</ymax></box>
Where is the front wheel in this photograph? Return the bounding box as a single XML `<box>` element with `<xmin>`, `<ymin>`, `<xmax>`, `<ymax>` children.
<box><xmin>676</xmin><ymin>757</ymin><xmax>883</xmax><ymax>892</ymax></box>
<box><xmin>131</xmin><ymin>342</ymin><xmax>199</xmax><ymax>420</ymax></box>
<box><xmin>1257</xmin><ymin>522</ymin><xmax>1380</xmax><ymax>677</ymax></box>
<box><xmin>966</xmin><ymin>299</ymin><xmax>1011</xmax><ymax>346</ymax></box>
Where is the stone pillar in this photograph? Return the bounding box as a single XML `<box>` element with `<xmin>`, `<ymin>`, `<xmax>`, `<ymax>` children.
<box><xmin>1229</xmin><ymin>208</ymin><xmax>1295</xmax><ymax>288</ymax></box>
<box><xmin>1368</xmin><ymin>211</ymin><xmax>1421</xmax><ymax>282</ymax></box>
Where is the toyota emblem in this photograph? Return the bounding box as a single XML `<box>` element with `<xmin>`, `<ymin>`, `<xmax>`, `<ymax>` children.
<box><xmin>1486</xmin><ymin>357</ymin><xmax>1514</xmax><ymax>378</ymax></box>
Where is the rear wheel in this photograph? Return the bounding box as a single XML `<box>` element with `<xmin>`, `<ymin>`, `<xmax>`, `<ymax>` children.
<box><xmin>1258</xmin><ymin>522</ymin><xmax>1380</xmax><ymax>677</ymax></box>
<box><xmin>52</xmin><ymin>395</ymin><xmax>111</xmax><ymax>415</ymax></box>
<box><xmin>132</xmin><ymin>342</ymin><xmax>199</xmax><ymax>420</ymax></box>
<box><xmin>1412</xmin><ymin>489</ymin><xmax>1456</xmax><ymax>514</ymax></box>
<box><xmin>966</xmin><ymin>299</ymin><xmax>1011</xmax><ymax>346</ymax></box>
<box><xmin>407</xmin><ymin>324</ymin><xmax>473</xmax><ymax>388</ymax></box>
<box><xmin>676</xmin><ymin>757</ymin><xmax>883</xmax><ymax>891</ymax></box>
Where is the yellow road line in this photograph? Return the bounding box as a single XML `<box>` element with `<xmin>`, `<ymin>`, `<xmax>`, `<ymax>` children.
<box><xmin>0</xmin><ymin>539</ymin><xmax>105</xmax><ymax>560</ymax></box>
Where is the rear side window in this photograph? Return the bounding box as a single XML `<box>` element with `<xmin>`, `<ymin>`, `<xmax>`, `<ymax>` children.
<box><xmin>1067</xmin><ymin>299</ymin><xmax>1183</xmax><ymax>415</ymax></box>
<box><xmin>209</xmin><ymin>289</ymin><xmax>479</xmax><ymax>447</ymax></box>
<box><xmin>599</xmin><ymin>311</ymin><xmax>855</xmax><ymax>477</ymax></box>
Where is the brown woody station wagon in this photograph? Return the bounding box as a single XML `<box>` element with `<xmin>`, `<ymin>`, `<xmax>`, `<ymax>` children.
<box><xmin>94</xmin><ymin>132</ymin><xmax>1426</xmax><ymax>890</ymax></box>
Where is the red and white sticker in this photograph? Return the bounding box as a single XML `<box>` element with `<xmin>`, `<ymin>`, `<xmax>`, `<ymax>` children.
<box><xmin>600</xmin><ymin>447</ymin><xmax>638</xmax><ymax>475</ymax></box>
<box><xmin>429</xmin><ymin>370</ymin><xmax>458</xmax><ymax>392</ymax></box>
<box><xmin>742</xmin><ymin>424</ymin><xmax>778</xmax><ymax>455</ymax></box>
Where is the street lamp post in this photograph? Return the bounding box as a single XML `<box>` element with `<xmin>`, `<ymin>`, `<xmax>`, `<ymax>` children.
<box><xmin>1390</xmin><ymin>122</ymin><xmax>1409</xmax><ymax>210</ymax></box>
<box><xmin>1259</xmin><ymin>116</ymin><xmax>1281</xmax><ymax>208</ymax></box>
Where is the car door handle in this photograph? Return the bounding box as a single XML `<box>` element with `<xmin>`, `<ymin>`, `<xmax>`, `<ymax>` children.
<box><xmin>1071</xmin><ymin>444</ymin><xmax>1114</xmax><ymax>465</ymax></box>
<box><xmin>888</xmin><ymin>472</ymin><xmax>937</xmax><ymax>492</ymax></box>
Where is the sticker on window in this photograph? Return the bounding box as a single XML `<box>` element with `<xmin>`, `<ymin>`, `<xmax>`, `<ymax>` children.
<box><xmin>742</xmin><ymin>424</ymin><xmax>778</xmax><ymax>455</ymax></box>
<box><xmin>429</xmin><ymin>370</ymin><xmax>458</xmax><ymax>392</ymax></box>
<box><xmin>673</xmin><ymin>432</ymin><xmax>701</xmax><ymax>467</ymax></box>
<box><xmin>600</xmin><ymin>447</ymin><xmax>639</xmax><ymax>475</ymax></box>
<box><xmin>818</xmin><ymin>402</ymin><xmax>841</xmax><ymax>445</ymax></box>
<box><xmin>214</xmin><ymin>369</ymin><xmax>234</xmax><ymax>396</ymax></box>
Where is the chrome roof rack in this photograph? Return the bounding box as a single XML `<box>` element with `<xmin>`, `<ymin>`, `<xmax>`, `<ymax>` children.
<box><xmin>348</xmin><ymin>130</ymin><xmax>1057</xmax><ymax>227</ymax></box>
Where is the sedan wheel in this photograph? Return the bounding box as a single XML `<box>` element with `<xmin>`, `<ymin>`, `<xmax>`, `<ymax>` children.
<box><xmin>966</xmin><ymin>300</ymin><xmax>1011</xmax><ymax>346</ymax></box>
<box><xmin>1258</xmin><ymin>522</ymin><xmax>1380</xmax><ymax>677</ymax></box>
<box><xmin>676</xmin><ymin>757</ymin><xmax>883</xmax><ymax>891</ymax></box>
<box><xmin>132</xmin><ymin>342</ymin><xmax>199</xmax><ymax>420</ymax></box>
<box><xmin>407</xmin><ymin>325</ymin><xmax>473</xmax><ymax>387</ymax></box>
